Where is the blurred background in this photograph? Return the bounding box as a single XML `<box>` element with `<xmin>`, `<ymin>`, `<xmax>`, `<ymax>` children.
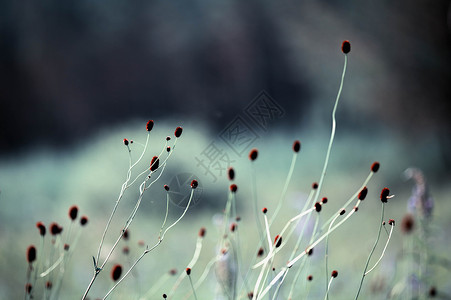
<box><xmin>1</xmin><ymin>0</ymin><xmax>451</xmax><ymax>299</ymax></box>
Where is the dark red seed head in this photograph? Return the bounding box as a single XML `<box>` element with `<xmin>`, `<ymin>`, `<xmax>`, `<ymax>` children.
<box><xmin>257</xmin><ymin>247</ymin><xmax>264</xmax><ymax>257</ymax></box>
<box><xmin>274</xmin><ymin>235</ymin><xmax>282</xmax><ymax>248</ymax></box>
<box><xmin>123</xmin><ymin>138</ymin><xmax>129</xmax><ymax>146</ymax></box>
<box><xmin>150</xmin><ymin>156</ymin><xmax>160</xmax><ymax>172</ymax></box>
<box><xmin>321</xmin><ymin>197</ymin><xmax>328</xmax><ymax>204</ymax></box>
<box><xmin>262</xmin><ymin>207</ymin><xmax>268</xmax><ymax>214</ymax></box>
<box><xmin>388</xmin><ymin>219</ymin><xmax>395</xmax><ymax>226</ymax></box>
<box><xmin>68</xmin><ymin>205</ymin><xmax>78</xmax><ymax>221</ymax></box>
<box><xmin>307</xmin><ymin>275</ymin><xmax>313</xmax><ymax>281</ymax></box>
<box><xmin>331</xmin><ymin>270</ymin><xmax>338</xmax><ymax>278</ymax></box>
<box><xmin>185</xmin><ymin>268</ymin><xmax>191</xmax><ymax>275</ymax></box>
<box><xmin>191</xmin><ymin>179</ymin><xmax>198</xmax><ymax>189</ymax></box>
<box><xmin>146</xmin><ymin>120</ymin><xmax>154</xmax><ymax>132</ymax></box>
<box><xmin>27</xmin><ymin>245</ymin><xmax>36</xmax><ymax>263</ymax></box>
<box><xmin>174</xmin><ymin>126</ymin><xmax>183</xmax><ymax>138</ymax></box>
<box><xmin>228</xmin><ymin>167</ymin><xmax>235</xmax><ymax>181</ymax></box>
<box><xmin>64</xmin><ymin>244</ymin><xmax>70</xmax><ymax>251</ymax></box>
<box><xmin>429</xmin><ymin>286</ymin><xmax>437</xmax><ymax>297</ymax></box>
<box><xmin>198</xmin><ymin>227</ymin><xmax>206</xmax><ymax>237</ymax></box>
<box><xmin>358</xmin><ymin>187</ymin><xmax>368</xmax><ymax>201</ymax></box>
<box><xmin>380</xmin><ymin>187</ymin><xmax>390</xmax><ymax>203</ymax></box>
<box><xmin>46</xmin><ymin>281</ymin><xmax>52</xmax><ymax>289</ymax></box>
<box><xmin>166</xmin><ymin>136</ymin><xmax>171</xmax><ymax>141</ymax></box>
<box><xmin>354</xmin><ymin>206</ymin><xmax>359</xmax><ymax>212</ymax></box>
<box><xmin>36</xmin><ymin>222</ymin><xmax>46</xmax><ymax>236</ymax></box>
<box><xmin>230</xmin><ymin>184</ymin><xmax>238</xmax><ymax>193</ymax></box>
<box><xmin>163</xmin><ymin>294</ymin><xmax>168</xmax><ymax>299</ymax></box>
<box><xmin>312</xmin><ymin>182</ymin><xmax>318</xmax><ymax>190</ymax></box>
<box><xmin>230</xmin><ymin>223</ymin><xmax>237</xmax><ymax>232</ymax></box>
<box><xmin>371</xmin><ymin>162</ymin><xmax>380</xmax><ymax>173</ymax></box>
<box><xmin>164</xmin><ymin>184</ymin><xmax>170</xmax><ymax>191</ymax></box>
<box><xmin>306</xmin><ymin>247</ymin><xmax>314</xmax><ymax>256</ymax></box>
<box><xmin>25</xmin><ymin>283</ymin><xmax>32</xmax><ymax>294</ymax></box>
<box><xmin>341</xmin><ymin>40</ymin><xmax>351</xmax><ymax>54</ymax></box>
<box><xmin>292</xmin><ymin>140</ymin><xmax>301</xmax><ymax>153</ymax></box>
<box><xmin>401</xmin><ymin>214</ymin><xmax>415</xmax><ymax>234</ymax></box>
<box><xmin>340</xmin><ymin>209</ymin><xmax>346</xmax><ymax>215</ymax></box>
<box><xmin>50</xmin><ymin>223</ymin><xmax>63</xmax><ymax>235</ymax></box>
<box><xmin>249</xmin><ymin>148</ymin><xmax>258</xmax><ymax>161</ymax></box>
<box><xmin>123</xmin><ymin>229</ymin><xmax>129</xmax><ymax>240</ymax></box>
<box><xmin>315</xmin><ymin>202</ymin><xmax>322</xmax><ymax>212</ymax></box>
<box><xmin>166</xmin><ymin>146</ymin><xmax>171</xmax><ymax>152</ymax></box>
<box><xmin>80</xmin><ymin>216</ymin><xmax>88</xmax><ymax>226</ymax></box>
<box><xmin>111</xmin><ymin>264</ymin><xmax>122</xmax><ymax>281</ymax></box>
<box><xmin>169</xmin><ymin>269</ymin><xmax>177</xmax><ymax>275</ymax></box>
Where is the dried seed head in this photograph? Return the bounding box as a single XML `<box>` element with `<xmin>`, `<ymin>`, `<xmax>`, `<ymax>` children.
<box><xmin>306</xmin><ymin>247</ymin><xmax>314</xmax><ymax>256</ymax></box>
<box><xmin>274</xmin><ymin>235</ymin><xmax>282</xmax><ymax>248</ymax></box>
<box><xmin>230</xmin><ymin>184</ymin><xmax>238</xmax><ymax>193</ymax></box>
<box><xmin>249</xmin><ymin>148</ymin><xmax>258</xmax><ymax>161</ymax></box>
<box><xmin>371</xmin><ymin>162</ymin><xmax>380</xmax><ymax>173</ymax></box>
<box><xmin>315</xmin><ymin>202</ymin><xmax>322</xmax><ymax>212</ymax></box>
<box><xmin>331</xmin><ymin>270</ymin><xmax>339</xmax><ymax>278</ymax></box>
<box><xmin>380</xmin><ymin>187</ymin><xmax>390</xmax><ymax>203</ymax></box>
<box><xmin>146</xmin><ymin>120</ymin><xmax>154</xmax><ymax>132</ymax></box>
<box><xmin>340</xmin><ymin>209</ymin><xmax>346</xmax><ymax>215</ymax></box>
<box><xmin>312</xmin><ymin>182</ymin><xmax>319</xmax><ymax>190</ymax></box>
<box><xmin>247</xmin><ymin>292</ymin><xmax>254</xmax><ymax>299</ymax></box>
<box><xmin>164</xmin><ymin>184</ymin><xmax>170</xmax><ymax>191</ymax></box>
<box><xmin>64</xmin><ymin>244</ymin><xmax>70</xmax><ymax>251</ymax></box>
<box><xmin>150</xmin><ymin>156</ymin><xmax>160</xmax><ymax>171</ymax></box>
<box><xmin>123</xmin><ymin>229</ymin><xmax>129</xmax><ymax>240</ymax></box>
<box><xmin>341</xmin><ymin>40</ymin><xmax>351</xmax><ymax>54</ymax></box>
<box><xmin>111</xmin><ymin>265</ymin><xmax>122</xmax><ymax>281</ymax></box>
<box><xmin>68</xmin><ymin>205</ymin><xmax>78</xmax><ymax>221</ymax></box>
<box><xmin>292</xmin><ymin>140</ymin><xmax>301</xmax><ymax>153</ymax></box>
<box><xmin>27</xmin><ymin>245</ymin><xmax>36</xmax><ymax>263</ymax></box>
<box><xmin>358</xmin><ymin>187</ymin><xmax>368</xmax><ymax>201</ymax></box>
<box><xmin>236</xmin><ymin>216</ymin><xmax>241</xmax><ymax>222</ymax></box>
<box><xmin>257</xmin><ymin>247</ymin><xmax>264</xmax><ymax>257</ymax></box>
<box><xmin>354</xmin><ymin>206</ymin><xmax>359</xmax><ymax>212</ymax></box>
<box><xmin>174</xmin><ymin>126</ymin><xmax>183</xmax><ymax>138</ymax></box>
<box><xmin>388</xmin><ymin>219</ymin><xmax>395</xmax><ymax>226</ymax></box>
<box><xmin>321</xmin><ymin>197</ymin><xmax>328</xmax><ymax>204</ymax></box>
<box><xmin>262</xmin><ymin>207</ymin><xmax>268</xmax><ymax>214</ymax></box>
<box><xmin>46</xmin><ymin>281</ymin><xmax>52</xmax><ymax>289</ymax></box>
<box><xmin>401</xmin><ymin>214</ymin><xmax>415</xmax><ymax>234</ymax></box>
<box><xmin>166</xmin><ymin>146</ymin><xmax>171</xmax><ymax>153</ymax></box>
<box><xmin>198</xmin><ymin>227</ymin><xmax>206</xmax><ymax>237</ymax></box>
<box><xmin>191</xmin><ymin>179</ymin><xmax>198</xmax><ymax>189</ymax></box>
<box><xmin>80</xmin><ymin>216</ymin><xmax>88</xmax><ymax>226</ymax></box>
<box><xmin>230</xmin><ymin>223</ymin><xmax>237</xmax><ymax>232</ymax></box>
<box><xmin>25</xmin><ymin>283</ymin><xmax>32</xmax><ymax>294</ymax></box>
<box><xmin>185</xmin><ymin>268</ymin><xmax>191</xmax><ymax>275</ymax></box>
<box><xmin>163</xmin><ymin>294</ymin><xmax>168</xmax><ymax>299</ymax></box>
<box><xmin>429</xmin><ymin>286</ymin><xmax>437</xmax><ymax>297</ymax></box>
<box><xmin>49</xmin><ymin>223</ymin><xmax>63</xmax><ymax>235</ymax></box>
<box><xmin>307</xmin><ymin>275</ymin><xmax>313</xmax><ymax>281</ymax></box>
<box><xmin>36</xmin><ymin>222</ymin><xmax>46</xmax><ymax>236</ymax></box>
<box><xmin>228</xmin><ymin>167</ymin><xmax>235</xmax><ymax>181</ymax></box>
<box><xmin>123</xmin><ymin>138</ymin><xmax>129</xmax><ymax>146</ymax></box>
<box><xmin>166</xmin><ymin>136</ymin><xmax>171</xmax><ymax>141</ymax></box>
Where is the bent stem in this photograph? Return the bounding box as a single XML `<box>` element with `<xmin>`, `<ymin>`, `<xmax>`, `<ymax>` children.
<box><xmin>355</xmin><ymin>203</ymin><xmax>385</xmax><ymax>300</ymax></box>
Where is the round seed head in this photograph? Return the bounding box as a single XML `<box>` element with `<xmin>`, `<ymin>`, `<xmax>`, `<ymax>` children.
<box><xmin>27</xmin><ymin>245</ymin><xmax>36</xmax><ymax>263</ymax></box>
<box><xmin>36</xmin><ymin>222</ymin><xmax>46</xmax><ymax>236</ymax></box>
<box><xmin>306</xmin><ymin>247</ymin><xmax>314</xmax><ymax>256</ymax></box>
<box><xmin>230</xmin><ymin>184</ymin><xmax>238</xmax><ymax>193</ymax></box>
<box><xmin>307</xmin><ymin>275</ymin><xmax>313</xmax><ymax>281</ymax></box>
<box><xmin>340</xmin><ymin>209</ymin><xmax>346</xmax><ymax>215</ymax></box>
<box><xmin>49</xmin><ymin>223</ymin><xmax>63</xmax><ymax>235</ymax></box>
<box><xmin>198</xmin><ymin>227</ymin><xmax>206</xmax><ymax>237</ymax></box>
<box><xmin>174</xmin><ymin>126</ymin><xmax>183</xmax><ymax>138</ymax></box>
<box><xmin>164</xmin><ymin>184</ymin><xmax>170</xmax><ymax>191</ymax></box>
<box><xmin>123</xmin><ymin>229</ymin><xmax>129</xmax><ymax>240</ymax></box>
<box><xmin>371</xmin><ymin>162</ymin><xmax>380</xmax><ymax>173</ymax></box>
<box><xmin>388</xmin><ymin>219</ymin><xmax>395</xmax><ymax>226</ymax></box>
<box><xmin>25</xmin><ymin>283</ymin><xmax>32</xmax><ymax>294</ymax></box>
<box><xmin>111</xmin><ymin>264</ymin><xmax>122</xmax><ymax>282</ymax></box>
<box><xmin>321</xmin><ymin>197</ymin><xmax>328</xmax><ymax>204</ymax></box>
<box><xmin>401</xmin><ymin>214</ymin><xmax>415</xmax><ymax>234</ymax></box>
<box><xmin>262</xmin><ymin>207</ymin><xmax>268</xmax><ymax>214</ymax></box>
<box><xmin>315</xmin><ymin>202</ymin><xmax>322</xmax><ymax>212</ymax></box>
<box><xmin>80</xmin><ymin>216</ymin><xmax>88</xmax><ymax>226</ymax></box>
<box><xmin>354</xmin><ymin>206</ymin><xmax>359</xmax><ymax>212</ymax></box>
<box><xmin>331</xmin><ymin>270</ymin><xmax>338</xmax><ymax>278</ymax></box>
<box><xmin>46</xmin><ymin>281</ymin><xmax>52</xmax><ymax>289</ymax></box>
<box><xmin>341</xmin><ymin>40</ymin><xmax>351</xmax><ymax>54</ymax></box>
<box><xmin>191</xmin><ymin>179</ymin><xmax>198</xmax><ymax>189</ymax></box>
<box><xmin>249</xmin><ymin>148</ymin><xmax>258</xmax><ymax>161</ymax></box>
<box><xmin>358</xmin><ymin>187</ymin><xmax>368</xmax><ymax>200</ymax></box>
<box><xmin>312</xmin><ymin>182</ymin><xmax>318</xmax><ymax>190</ymax></box>
<box><xmin>380</xmin><ymin>187</ymin><xmax>390</xmax><ymax>203</ymax></box>
<box><xmin>68</xmin><ymin>205</ymin><xmax>79</xmax><ymax>221</ymax></box>
<box><xmin>150</xmin><ymin>156</ymin><xmax>160</xmax><ymax>171</ymax></box>
<box><xmin>166</xmin><ymin>146</ymin><xmax>171</xmax><ymax>152</ymax></box>
<box><xmin>163</xmin><ymin>294</ymin><xmax>168</xmax><ymax>299</ymax></box>
<box><xmin>230</xmin><ymin>223</ymin><xmax>237</xmax><ymax>232</ymax></box>
<box><xmin>257</xmin><ymin>247</ymin><xmax>264</xmax><ymax>257</ymax></box>
<box><xmin>166</xmin><ymin>136</ymin><xmax>171</xmax><ymax>141</ymax></box>
<box><xmin>292</xmin><ymin>140</ymin><xmax>301</xmax><ymax>153</ymax></box>
<box><xmin>146</xmin><ymin>120</ymin><xmax>154</xmax><ymax>132</ymax></box>
<box><xmin>228</xmin><ymin>167</ymin><xmax>235</xmax><ymax>181</ymax></box>
<box><xmin>64</xmin><ymin>244</ymin><xmax>70</xmax><ymax>251</ymax></box>
<box><xmin>274</xmin><ymin>235</ymin><xmax>282</xmax><ymax>248</ymax></box>
<box><xmin>123</xmin><ymin>138</ymin><xmax>129</xmax><ymax>146</ymax></box>
<box><xmin>185</xmin><ymin>268</ymin><xmax>191</xmax><ymax>275</ymax></box>
<box><xmin>429</xmin><ymin>286</ymin><xmax>437</xmax><ymax>297</ymax></box>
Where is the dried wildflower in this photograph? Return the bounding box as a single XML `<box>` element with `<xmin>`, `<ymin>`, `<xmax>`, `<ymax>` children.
<box><xmin>401</xmin><ymin>214</ymin><xmax>415</xmax><ymax>234</ymax></box>
<box><xmin>123</xmin><ymin>229</ymin><xmax>129</xmax><ymax>240</ymax></box>
<box><xmin>228</xmin><ymin>167</ymin><xmax>235</xmax><ymax>181</ymax></box>
<box><xmin>49</xmin><ymin>223</ymin><xmax>63</xmax><ymax>235</ymax></box>
<box><xmin>358</xmin><ymin>187</ymin><xmax>368</xmax><ymax>200</ymax></box>
<box><xmin>341</xmin><ymin>40</ymin><xmax>351</xmax><ymax>54</ymax></box>
<box><xmin>191</xmin><ymin>180</ymin><xmax>198</xmax><ymax>189</ymax></box>
<box><xmin>331</xmin><ymin>270</ymin><xmax>338</xmax><ymax>278</ymax></box>
<box><xmin>315</xmin><ymin>202</ymin><xmax>322</xmax><ymax>212</ymax></box>
<box><xmin>371</xmin><ymin>162</ymin><xmax>380</xmax><ymax>172</ymax></box>
<box><xmin>198</xmin><ymin>227</ymin><xmax>206</xmax><ymax>237</ymax></box>
<box><xmin>340</xmin><ymin>209</ymin><xmax>346</xmax><ymax>215</ymax></box>
<box><xmin>164</xmin><ymin>184</ymin><xmax>170</xmax><ymax>191</ymax></box>
<box><xmin>230</xmin><ymin>223</ymin><xmax>237</xmax><ymax>232</ymax></box>
<box><xmin>146</xmin><ymin>120</ymin><xmax>154</xmax><ymax>132</ymax></box>
<box><xmin>25</xmin><ymin>283</ymin><xmax>32</xmax><ymax>294</ymax></box>
<box><xmin>307</xmin><ymin>275</ymin><xmax>313</xmax><ymax>281</ymax></box>
<box><xmin>262</xmin><ymin>207</ymin><xmax>268</xmax><ymax>214</ymax></box>
<box><xmin>388</xmin><ymin>219</ymin><xmax>395</xmax><ymax>226</ymax></box>
<box><xmin>274</xmin><ymin>235</ymin><xmax>282</xmax><ymax>248</ymax></box>
<box><xmin>27</xmin><ymin>245</ymin><xmax>36</xmax><ymax>263</ymax></box>
<box><xmin>185</xmin><ymin>268</ymin><xmax>191</xmax><ymax>275</ymax></box>
<box><xmin>249</xmin><ymin>148</ymin><xmax>258</xmax><ymax>161</ymax></box>
<box><xmin>312</xmin><ymin>182</ymin><xmax>319</xmax><ymax>190</ymax></box>
<box><xmin>380</xmin><ymin>188</ymin><xmax>390</xmax><ymax>203</ymax></box>
<box><xmin>166</xmin><ymin>136</ymin><xmax>171</xmax><ymax>141</ymax></box>
<box><xmin>64</xmin><ymin>244</ymin><xmax>70</xmax><ymax>251</ymax></box>
<box><xmin>321</xmin><ymin>197</ymin><xmax>328</xmax><ymax>204</ymax></box>
<box><xmin>174</xmin><ymin>126</ymin><xmax>183</xmax><ymax>138</ymax></box>
<box><xmin>80</xmin><ymin>216</ymin><xmax>88</xmax><ymax>226</ymax></box>
<box><xmin>150</xmin><ymin>156</ymin><xmax>160</xmax><ymax>171</ymax></box>
<box><xmin>230</xmin><ymin>184</ymin><xmax>238</xmax><ymax>193</ymax></box>
<box><xmin>257</xmin><ymin>247</ymin><xmax>264</xmax><ymax>257</ymax></box>
<box><xmin>292</xmin><ymin>140</ymin><xmax>301</xmax><ymax>153</ymax></box>
<box><xmin>111</xmin><ymin>265</ymin><xmax>122</xmax><ymax>281</ymax></box>
<box><xmin>123</xmin><ymin>138</ymin><xmax>129</xmax><ymax>146</ymax></box>
<box><xmin>68</xmin><ymin>205</ymin><xmax>78</xmax><ymax>221</ymax></box>
<box><xmin>46</xmin><ymin>281</ymin><xmax>52</xmax><ymax>289</ymax></box>
<box><xmin>36</xmin><ymin>222</ymin><xmax>46</xmax><ymax>236</ymax></box>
